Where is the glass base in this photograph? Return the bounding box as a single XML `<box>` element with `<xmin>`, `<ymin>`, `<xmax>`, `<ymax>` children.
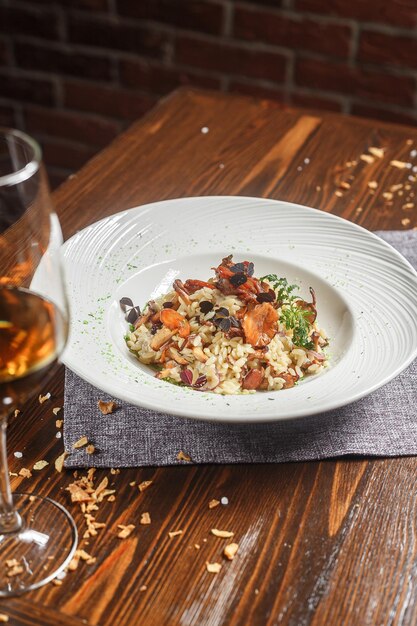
<box><xmin>0</xmin><ymin>493</ymin><xmax>78</xmax><ymax>596</ymax></box>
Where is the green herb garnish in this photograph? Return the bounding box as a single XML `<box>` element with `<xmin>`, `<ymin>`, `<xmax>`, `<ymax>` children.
<box><xmin>260</xmin><ymin>275</ymin><xmax>298</xmax><ymax>304</ymax></box>
<box><xmin>261</xmin><ymin>275</ymin><xmax>314</xmax><ymax>349</ymax></box>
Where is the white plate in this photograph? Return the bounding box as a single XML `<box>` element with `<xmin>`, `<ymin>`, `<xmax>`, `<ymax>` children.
<box><xmin>60</xmin><ymin>197</ymin><xmax>417</xmax><ymax>423</ymax></box>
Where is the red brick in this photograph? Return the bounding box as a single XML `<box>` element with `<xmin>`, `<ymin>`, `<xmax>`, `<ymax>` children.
<box><xmin>351</xmin><ymin>103</ymin><xmax>417</xmax><ymax>128</ymax></box>
<box><xmin>295</xmin><ymin>57</ymin><xmax>415</xmax><ymax>106</ymax></box>
<box><xmin>0</xmin><ymin>103</ymin><xmax>16</xmax><ymax>127</ymax></box>
<box><xmin>359</xmin><ymin>30</ymin><xmax>417</xmax><ymax>71</ymax></box>
<box><xmin>295</xmin><ymin>0</ymin><xmax>417</xmax><ymax>28</ymax></box>
<box><xmin>24</xmin><ymin>106</ymin><xmax>121</xmax><ymax>148</ymax></box>
<box><xmin>68</xmin><ymin>14</ymin><xmax>168</xmax><ymax>57</ymax></box>
<box><xmin>229</xmin><ymin>79</ymin><xmax>286</xmax><ymax>102</ymax></box>
<box><xmin>0</xmin><ymin>71</ymin><xmax>55</xmax><ymax>105</ymax></box>
<box><xmin>40</xmin><ymin>137</ymin><xmax>98</xmax><ymax>171</ymax></box>
<box><xmin>119</xmin><ymin>58</ymin><xmax>220</xmax><ymax>94</ymax></box>
<box><xmin>0</xmin><ymin>38</ymin><xmax>9</xmax><ymax>65</ymax></box>
<box><xmin>63</xmin><ymin>79</ymin><xmax>155</xmax><ymax>120</ymax></box>
<box><xmin>15</xmin><ymin>42</ymin><xmax>112</xmax><ymax>81</ymax></box>
<box><xmin>0</xmin><ymin>5</ymin><xmax>59</xmax><ymax>40</ymax></box>
<box><xmin>291</xmin><ymin>91</ymin><xmax>342</xmax><ymax>112</ymax></box>
<box><xmin>234</xmin><ymin>7</ymin><xmax>351</xmax><ymax>59</ymax></box>
<box><xmin>118</xmin><ymin>0</ymin><xmax>223</xmax><ymax>35</ymax></box>
<box><xmin>30</xmin><ymin>0</ymin><xmax>108</xmax><ymax>9</ymax></box>
<box><xmin>176</xmin><ymin>36</ymin><xmax>287</xmax><ymax>83</ymax></box>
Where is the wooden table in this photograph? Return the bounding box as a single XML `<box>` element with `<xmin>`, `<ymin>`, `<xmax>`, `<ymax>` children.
<box><xmin>1</xmin><ymin>89</ymin><xmax>417</xmax><ymax>626</ymax></box>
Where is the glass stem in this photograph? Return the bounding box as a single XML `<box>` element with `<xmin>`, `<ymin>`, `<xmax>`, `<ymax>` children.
<box><xmin>0</xmin><ymin>418</ymin><xmax>21</xmax><ymax>533</ymax></box>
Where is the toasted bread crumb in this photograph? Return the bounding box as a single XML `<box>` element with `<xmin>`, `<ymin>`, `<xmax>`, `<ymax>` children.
<box><xmin>98</xmin><ymin>400</ymin><xmax>117</xmax><ymax>414</ymax></box>
<box><xmin>117</xmin><ymin>524</ymin><xmax>135</xmax><ymax>539</ymax></box>
<box><xmin>208</xmin><ymin>499</ymin><xmax>220</xmax><ymax>509</ymax></box>
<box><xmin>224</xmin><ymin>543</ymin><xmax>239</xmax><ymax>560</ymax></box>
<box><xmin>73</xmin><ymin>436</ymin><xmax>88</xmax><ymax>449</ymax></box>
<box><xmin>55</xmin><ymin>451</ymin><xmax>69</xmax><ymax>473</ymax></box>
<box><xmin>206</xmin><ymin>562</ymin><xmax>222</xmax><ymax>574</ymax></box>
<box><xmin>211</xmin><ymin>529</ymin><xmax>234</xmax><ymax>539</ymax></box>
<box><xmin>39</xmin><ymin>392</ymin><xmax>51</xmax><ymax>404</ymax></box>
<box><xmin>168</xmin><ymin>530</ymin><xmax>183</xmax><ymax>538</ymax></box>
<box><xmin>33</xmin><ymin>460</ymin><xmax>48</xmax><ymax>471</ymax></box>
<box><xmin>18</xmin><ymin>468</ymin><xmax>32</xmax><ymax>478</ymax></box>
<box><xmin>140</xmin><ymin>512</ymin><xmax>151</xmax><ymax>525</ymax></box>
<box><xmin>177</xmin><ymin>450</ymin><xmax>192</xmax><ymax>462</ymax></box>
<box><xmin>138</xmin><ymin>480</ymin><xmax>153</xmax><ymax>492</ymax></box>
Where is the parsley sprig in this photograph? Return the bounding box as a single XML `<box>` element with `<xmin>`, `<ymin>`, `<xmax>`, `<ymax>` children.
<box><xmin>261</xmin><ymin>274</ymin><xmax>314</xmax><ymax>349</ymax></box>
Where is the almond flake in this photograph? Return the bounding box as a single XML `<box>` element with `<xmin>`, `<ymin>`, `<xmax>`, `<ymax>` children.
<box><xmin>39</xmin><ymin>392</ymin><xmax>51</xmax><ymax>404</ymax></box>
<box><xmin>13</xmin><ymin>409</ymin><xmax>20</xmax><ymax>418</ymax></box>
<box><xmin>67</xmin><ymin>483</ymin><xmax>92</xmax><ymax>503</ymax></box>
<box><xmin>98</xmin><ymin>400</ymin><xmax>117</xmax><ymax>414</ymax></box>
<box><xmin>176</xmin><ymin>451</ymin><xmax>192</xmax><ymax>462</ymax></box>
<box><xmin>55</xmin><ymin>451</ymin><xmax>69</xmax><ymax>473</ymax></box>
<box><xmin>68</xmin><ymin>554</ymin><xmax>80</xmax><ymax>571</ymax></box>
<box><xmin>138</xmin><ymin>480</ymin><xmax>153</xmax><ymax>492</ymax></box>
<box><xmin>390</xmin><ymin>160</ymin><xmax>409</xmax><ymax>169</ymax></box>
<box><xmin>368</xmin><ymin>147</ymin><xmax>385</xmax><ymax>159</ymax></box>
<box><xmin>194</xmin><ymin>544</ymin><xmax>201</xmax><ymax>550</ymax></box>
<box><xmin>110</xmin><ymin>468</ymin><xmax>120</xmax><ymax>474</ymax></box>
<box><xmin>368</xmin><ymin>181</ymin><xmax>378</xmax><ymax>189</ymax></box>
<box><xmin>403</xmin><ymin>203</ymin><xmax>414</xmax><ymax>210</ymax></box>
<box><xmin>56</xmin><ymin>419</ymin><xmax>63</xmax><ymax>428</ymax></box>
<box><xmin>140</xmin><ymin>585</ymin><xmax>147</xmax><ymax>592</ymax></box>
<box><xmin>18</xmin><ymin>468</ymin><xmax>32</xmax><ymax>478</ymax></box>
<box><xmin>360</xmin><ymin>154</ymin><xmax>375</xmax><ymax>164</ymax></box>
<box><xmin>129</xmin><ymin>481</ymin><xmax>136</xmax><ymax>487</ymax></box>
<box><xmin>87</xmin><ymin>468</ymin><xmax>96</xmax><ymax>481</ymax></box>
<box><xmin>339</xmin><ymin>181</ymin><xmax>350</xmax><ymax>190</ymax></box>
<box><xmin>33</xmin><ymin>460</ymin><xmax>48</xmax><ymax>471</ymax></box>
<box><xmin>383</xmin><ymin>192</ymin><xmax>393</xmax><ymax>201</ymax></box>
<box><xmin>140</xmin><ymin>512</ymin><xmax>151</xmax><ymax>525</ymax></box>
<box><xmin>206</xmin><ymin>562</ymin><xmax>222</xmax><ymax>574</ymax></box>
<box><xmin>73</xmin><ymin>436</ymin><xmax>88</xmax><ymax>449</ymax></box>
<box><xmin>402</xmin><ymin>218</ymin><xmax>411</xmax><ymax>226</ymax></box>
<box><xmin>208</xmin><ymin>499</ymin><xmax>220</xmax><ymax>509</ymax></box>
<box><xmin>86</xmin><ymin>445</ymin><xmax>95</xmax><ymax>455</ymax></box>
<box><xmin>224</xmin><ymin>542</ymin><xmax>239</xmax><ymax>560</ymax></box>
<box><xmin>7</xmin><ymin>565</ymin><xmax>24</xmax><ymax>577</ymax></box>
<box><xmin>168</xmin><ymin>530</ymin><xmax>183</xmax><ymax>538</ymax></box>
<box><xmin>52</xmin><ymin>579</ymin><xmax>63</xmax><ymax>586</ymax></box>
<box><xmin>334</xmin><ymin>190</ymin><xmax>343</xmax><ymax>197</ymax></box>
<box><xmin>117</xmin><ymin>524</ymin><xmax>135</xmax><ymax>539</ymax></box>
<box><xmin>0</xmin><ymin>615</ymin><xmax>9</xmax><ymax>623</ymax></box>
<box><xmin>108</xmin><ymin>495</ymin><xmax>116</xmax><ymax>502</ymax></box>
<box><xmin>6</xmin><ymin>559</ymin><xmax>19</xmax><ymax>568</ymax></box>
<box><xmin>52</xmin><ymin>407</ymin><xmax>61</xmax><ymax>416</ymax></box>
<box><xmin>390</xmin><ymin>183</ymin><xmax>403</xmax><ymax>192</ymax></box>
<box><xmin>211</xmin><ymin>529</ymin><xmax>234</xmax><ymax>538</ymax></box>
<box><xmin>316</xmin><ymin>185</ymin><xmax>321</xmax><ymax>191</ymax></box>
<box><xmin>78</xmin><ymin>549</ymin><xmax>94</xmax><ymax>562</ymax></box>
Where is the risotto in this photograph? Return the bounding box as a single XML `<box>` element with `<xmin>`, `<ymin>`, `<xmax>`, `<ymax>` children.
<box><xmin>121</xmin><ymin>256</ymin><xmax>329</xmax><ymax>394</ymax></box>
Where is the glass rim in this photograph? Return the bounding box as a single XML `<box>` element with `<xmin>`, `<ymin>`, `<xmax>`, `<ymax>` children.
<box><xmin>0</xmin><ymin>126</ymin><xmax>42</xmax><ymax>186</ymax></box>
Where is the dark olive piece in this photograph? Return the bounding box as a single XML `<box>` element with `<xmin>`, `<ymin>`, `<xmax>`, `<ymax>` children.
<box><xmin>125</xmin><ymin>306</ymin><xmax>141</xmax><ymax>324</ymax></box>
<box><xmin>120</xmin><ymin>297</ymin><xmax>134</xmax><ymax>312</ymax></box>
<box><xmin>199</xmin><ymin>300</ymin><xmax>214</xmax><ymax>314</ymax></box>
<box><xmin>230</xmin><ymin>262</ymin><xmax>245</xmax><ymax>274</ymax></box>
<box><xmin>216</xmin><ymin>307</ymin><xmax>229</xmax><ymax>318</ymax></box>
<box><xmin>163</xmin><ymin>302</ymin><xmax>174</xmax><ymax>308</ymax></box>
<box><xmin>257</xmin><ymin>290</ymin><xmax>276</xmax><ymax>303</ymax></box>
<box><xmin>230</xmin><ymin>273</ymin><xmax>247</xmax><ymax>287</ymax></box>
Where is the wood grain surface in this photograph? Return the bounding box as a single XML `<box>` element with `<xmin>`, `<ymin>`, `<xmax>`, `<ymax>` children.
<box><xmin>1</xmin><ymin>88</ymin><xmax>417</xmax><ymax>626</ymax></box>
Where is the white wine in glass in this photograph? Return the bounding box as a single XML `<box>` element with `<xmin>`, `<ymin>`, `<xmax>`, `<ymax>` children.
<box><xmin>0</xmin><ymin>128</ymin><xmax>77</xmax><ymax>595</ymax></box>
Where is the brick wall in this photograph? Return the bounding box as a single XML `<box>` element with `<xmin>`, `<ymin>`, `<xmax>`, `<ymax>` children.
<box><xmin>1</xmin><ymin>0</ymin><xmax>417</xmax><ymax>188</ymax></box>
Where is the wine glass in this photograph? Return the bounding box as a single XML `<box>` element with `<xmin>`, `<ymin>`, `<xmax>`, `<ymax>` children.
<box><xmin>0</xmin><ymin>128</ymin><xmax>77</xmax><ymax>595</ymax></box>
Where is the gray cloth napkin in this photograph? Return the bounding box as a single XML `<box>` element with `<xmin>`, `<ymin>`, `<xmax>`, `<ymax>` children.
<box><xmin>63</xmin><ymin>231</ymin><xmax>417</xmax><ymax>468</ymax></box>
